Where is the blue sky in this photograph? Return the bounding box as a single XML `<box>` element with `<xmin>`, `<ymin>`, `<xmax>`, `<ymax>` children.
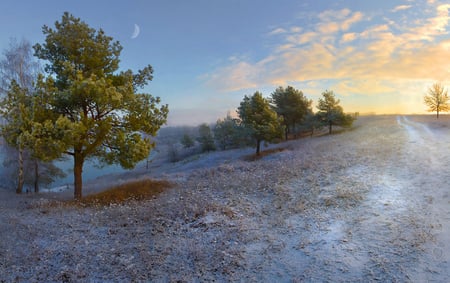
<box><xmin>1</xmin><ymin>0</ymin><xmax>450</xmax><ymax>125</ymax></box>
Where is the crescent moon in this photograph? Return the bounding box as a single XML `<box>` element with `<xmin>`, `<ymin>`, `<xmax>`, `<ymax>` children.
<box><xmin>131</xmin><ymin>24</ymin><xmax>140</xmax><ymax>39</ymax></box>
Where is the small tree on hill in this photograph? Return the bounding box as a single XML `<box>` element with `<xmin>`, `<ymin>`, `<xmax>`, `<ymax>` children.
<box><xmin>214</xmin><ymin>114</ymin><xmax>252</xmax><ymax>150</ymax></box>
<box><xmin>197</xmin><ymin>123</ymin><xmax>216</xmax><ymax>152</ymax></box>
<box><xmin>238</xmin><ymin>92</ymin><xmax>283</xmax><ymax>155</ymax></box>
<box><xmin>424</xmin><ymin>82</ymin><xmax>449</xmax><ymax>119</ymax></box>
<box><xmin>302</xmin><ymin>111</ymin><xmax>323</xmax><ymax>137</ymax></box>
<box><xmin>181</xmin><ymin>134</ymin><xmax>195</xmax><ymax>148</ymax></box>
<box><xmin>316</xmin><ymin>90</ymin><xmax>355</xmax><ymax>134</ymax></box>
<box><xmin>271</xmin><ymin>86</ymin><xmax>312</xmax><ymax>140</ymax></box>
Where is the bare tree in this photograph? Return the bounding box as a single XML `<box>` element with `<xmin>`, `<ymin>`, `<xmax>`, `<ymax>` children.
<box><xmin>0</xmin><ymin>38</ymin><xmax>39</xmax><ymax>95</ymax></box>
<box><xmin>0</xmin><ymin>38</ymin><xmax>40</xmax><ymax>193</ymax></box>
<box><xmin>424</xmin><ymin>82</ymin><xmax>449</xmax><ymax>119</ymax></box>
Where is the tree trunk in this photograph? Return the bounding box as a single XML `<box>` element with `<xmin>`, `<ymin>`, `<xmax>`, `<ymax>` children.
<box><xmin>437</xmin><ymin>109</ymin><xmax>439</xmax><ymax>119</ymax></box>
<box><xmin>292</xmin><ymin>122</ymin><xmax>296</xmax><ymax>139</ymax></box>
<box><xmin>256</xmin><ymin>139</ymin><xmax>261</xmax><ymax>156</ymax></box>
<box><xmin>74</xmin><ymin>152</ymin><xmax>84</xmax><ymax>200</ymax></box>
<box><xmin>34</xmin><ymin>159</ymin><xmax>39</xmax><ymax>193</ymax></box>
<box><xmin>16</xmin><ymin>146</ymin><xmax>24</xmax><ymax>194</ymax></box>
<box><xmin>328</xmin><ymin>121</ymin><xmax>332</xmax><ymax>134</ymax></box>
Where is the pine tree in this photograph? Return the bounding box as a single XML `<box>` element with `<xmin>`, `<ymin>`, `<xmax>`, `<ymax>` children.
<box><xmin>238</xmin><ymin>92</ymin><xmax>283</xmax><ymax>155</ymax></box>
<box><xmin>33</xmin><ymin>12</ymin><xmax>168</xmax><ymax>199</ymax></box>
<box><xmin>316</xmin><ymin>90</ymin><xmax>355</xmax><ymax>134</ymax></box>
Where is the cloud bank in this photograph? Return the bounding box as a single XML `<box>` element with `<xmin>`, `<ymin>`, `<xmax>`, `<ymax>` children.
<box><xmin>203</xmin><ymin>2</ymin><xmax>450</xmax><ymax>114</ymax></box>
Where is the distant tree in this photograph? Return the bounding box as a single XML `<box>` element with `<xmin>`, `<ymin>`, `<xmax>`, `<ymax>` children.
<box><xmin>0</xmin><ymin>80</ymin><xmax>71</xmax><ymax>193</ymax></box>
<box><xmin>238</xmin><ymin>92</ymin><xmax>283</xmax><ymax>155</ymax></box>
<box><xmin>0</xmin><ymin>38</ymin><xmax>39</xmax><ymax>96</ymax></box>
<box><xmin>181</xmin><ymin>134</ymin><xmax>195</xmax><ymax>148</ymax></box>
<box><xmin>0</xmin><ymin>38</ymin><xmax>40</xmax><ymax>193</ymax></box>
<box><xmin>2</xmin><ymin>149</ymin><xmax>66</xmax><ymax>192</ymax></box>
<box><xmin>197</xmin><ymin>123</ymin><xmax>216</xmax><ymax>152</ymax></box>
<box><xmin>301</xmin><ymin>111</ymin><xmax>323</xmax><ymax>137</ymax></box>
<box><xmin>214</xmin><ymin>114</ymin><xmax>252</xmax><ymax>150</ymax></box>
<box><xmin>271</xmin><ymin>86</ymin><xmax>312</xmax><ymax>140</ymax></box>
<box><xmin>33</xmin><ymin>12</ymin><xmax>168</xmax><ymax>199</ymax></box>
<box><xmin>316</xmin><ymin>90</ymin><xmax>355</xmax><ymax>134</ymax></box>
<box><xmin>0</xmin><ymin>82</ymin><xmax>29</xmax><ymax>193</ymax></box>
<box><xmin>167</xmin><ymin>143</ymin><xmax>181</xmax><ymax>163</ymax></box>
<box><xmin>424</xmin><ymin>82</ymin><xmax>449</xmax><ymax>119</ymax></box>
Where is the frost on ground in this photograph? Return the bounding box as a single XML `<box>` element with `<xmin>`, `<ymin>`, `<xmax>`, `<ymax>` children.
<box><xmin>1</xmin><ymin>115</ymin><xmax>450</xmax><ymax>282</ymax></box>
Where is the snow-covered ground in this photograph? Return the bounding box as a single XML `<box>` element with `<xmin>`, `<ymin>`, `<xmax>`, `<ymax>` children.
<box><xmin>1</xmin><ymin>115</ymin><xmax>450</xmax><ymax>281</ymax></box>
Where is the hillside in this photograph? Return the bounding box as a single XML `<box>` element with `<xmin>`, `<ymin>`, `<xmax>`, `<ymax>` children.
<box><xmin>1</xmin><ymin>115</ymin><xmax>450</xmax><ymax>281</ymax></box>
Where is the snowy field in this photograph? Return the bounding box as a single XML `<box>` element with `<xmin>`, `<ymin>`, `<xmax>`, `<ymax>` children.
<box><xmin>1</xmin><ymin>115</ymin><xmax>450</xmax><ymax>281</ymax></box>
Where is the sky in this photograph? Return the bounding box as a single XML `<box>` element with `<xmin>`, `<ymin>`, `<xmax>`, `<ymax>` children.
<box><xmin>1</xmin><ymin>0</ymin><xmax>450</xmax><ymax>125</ymax></box>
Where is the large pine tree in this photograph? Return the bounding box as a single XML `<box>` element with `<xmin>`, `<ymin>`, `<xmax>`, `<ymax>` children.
<box><xmin>34</xmin><ymin>12</ymin><xmax>168</xmax><ymax>199</ymax></box>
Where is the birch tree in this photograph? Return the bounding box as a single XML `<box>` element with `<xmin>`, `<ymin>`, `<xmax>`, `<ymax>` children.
<box><xmin>0</xmin><ymin>39</ymin><xmax>39</xmax><ymax>193</ymax></box>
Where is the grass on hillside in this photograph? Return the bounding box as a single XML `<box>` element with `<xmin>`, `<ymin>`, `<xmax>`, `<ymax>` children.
<box><xmin>243</xmin><ymin>147</ymin><xmax>287</xmax><ymax>161</ymax></box>
<box><xmin>72</xmin><ymin>179</ymin><xmax>172</xmax><ymax>206</ymax></box>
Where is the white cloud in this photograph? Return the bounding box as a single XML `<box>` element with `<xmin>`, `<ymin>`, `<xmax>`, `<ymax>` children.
<box><xmin>391</xmin><ymin>5</ymin><xmax>412</xmax><ymax>12</ymax></box>
<box><xmin>318</xmin><ymin>8</ymin><xmax>351</xmax><ymax>21</ymax></box>
<box><xmin>342</xmin><ymin>12</ymin><xmax>364</xmax><ymax>30</ymax></box>
<box><xmin>316</xmin><ymin>9</ymin><xmax>364</xmax><ymax>34</ymax></box>
<box><xmin>290</xmin><ymin>26</ymin><xmax>303</xmax><ymax>33</ymax></box>
<box><xmin>341</xmin><ymin>32</ymin><xmax>357</xmax><ymax>43</ymax></box>
<box><xmin>268</xmin><ymin>28</ymin><xmax>287</xmax><ymax>35</ymax></box>
<box><xmin>434</xmin><ymin>4</ymin><xmax>450</xmax><ymax>32</ymax></box>
<box><xmin>286</xmin><ymin>31</ymin><xmax>318</xmax><ymax>45</ymax></box>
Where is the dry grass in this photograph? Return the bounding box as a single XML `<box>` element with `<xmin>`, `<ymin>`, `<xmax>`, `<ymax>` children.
<box><xmin>72</xmin><ymin>179</ymin><xmax>173</xmax><ymax>206</ymax></box>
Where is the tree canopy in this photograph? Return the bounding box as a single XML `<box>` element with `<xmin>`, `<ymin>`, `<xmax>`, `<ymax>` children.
<box><xmin>424</xmin><ymin>82</ymin><xmax>449</xmax><ymax>119</ymax></box>
<box><xmin>238</xmin><ymin>92</ymin><xmax>283</xmax><ymax>155</ymax></box>
<box><xmin>33</xmin><ymin>12</ymin><xmax>168</xmax><ymax>199</ymax></box>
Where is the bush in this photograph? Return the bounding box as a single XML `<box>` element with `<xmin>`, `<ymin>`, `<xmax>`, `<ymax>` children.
<box><xmin>73</xmin><ymin>179</ymin><xmax>172</xmax><ymax>206</ymax></box>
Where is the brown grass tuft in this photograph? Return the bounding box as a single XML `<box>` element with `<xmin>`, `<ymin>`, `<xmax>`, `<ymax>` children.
<box><xmin>73</xmin><ymin>179</ymin><xmax>172</xmax><ymax>206</ymax></box>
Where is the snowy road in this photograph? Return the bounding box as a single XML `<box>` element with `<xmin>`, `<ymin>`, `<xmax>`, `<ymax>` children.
<box><xmin>396</xmin><ymin>116</ymin><xmax>450</xmax><ymax>280</ymax></box>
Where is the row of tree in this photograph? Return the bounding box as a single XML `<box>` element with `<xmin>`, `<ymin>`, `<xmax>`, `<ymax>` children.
<box><xmin>0</xmin><ymin>13</ymin><xmax>168</xmax><ymax>199</ymax></box>
<box><xmin>180</xmin><ymin>87</ymin><xmax>356</xmax><ymax>156</ymax></box>
<box><xmin>237</xmin><ymin>87</ymin><xmax>356</xmax><ymax>155</ymax></box>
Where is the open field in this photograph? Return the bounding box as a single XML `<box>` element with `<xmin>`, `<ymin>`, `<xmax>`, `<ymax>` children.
<box><xmin>1</xmin><ymin>115</ymin><xmax>450</xmax><ymax>281</ymax></box>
